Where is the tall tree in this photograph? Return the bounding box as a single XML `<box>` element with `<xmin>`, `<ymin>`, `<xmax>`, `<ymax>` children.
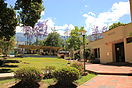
<box><xmin>0</xmin><ymin>0</ymin><xmax>17</xmax><ymax>40</ymax></box>
<box><xmin>44</xmin><ymin>32</ymin><xmax>64</xmax><ymax>47</ymax></box>
<box><xmin>15</xmin><ymin>0</ymin><xmax>44</xmax><ymax>27</ymax></box>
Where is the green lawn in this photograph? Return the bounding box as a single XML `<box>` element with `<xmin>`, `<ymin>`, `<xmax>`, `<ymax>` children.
<box><xmin>0</xmin><ymin>74</ymin><xmax>96</xmax><ymax>87</ymax></box>
<box><xmin>75</xmin><ymin>73</ymin><xmax>96</xmax><ymax>85</ymax></box>
<box><xmin>0</xmin><ymin>78</ymin><xmax>16</xmax><ymax>84</ymax></box>
<box><xmin>1</xmin><ymin>57</ymin><xmax>68</xmax><ymax>72</ymax></box>
<box><xmin>0</xmin><ymin>57</ymin><xmax>96</xmax><ymax>87</ymax></box>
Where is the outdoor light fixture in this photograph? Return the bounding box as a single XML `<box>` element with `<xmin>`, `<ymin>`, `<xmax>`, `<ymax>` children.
<box><xmin>80</xmin><ymin>30</ymin><xmax>87</xmax><ymax>72</ymax></box>
<box><xmin>80</xmin><ymin>30</ymin><xmax>87</xmax><ymax>36</ymax></box>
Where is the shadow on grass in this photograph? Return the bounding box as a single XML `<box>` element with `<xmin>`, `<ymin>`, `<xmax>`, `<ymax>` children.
<box><xmin>0</xmin><ymin>69</ymin><xmax>13</xmax><ymax>73</ymax></box>
<box><xmin>1</xmin><ymin>64</ymin><xmax>18</xmax><ymax>68</ymax></box>
<box><xmin>48</xmin><ymin>83</ymin><xmax>77</xmax><ymax>88</ymax></box>
<box><xmin>10</xmin><ymin>81</ymin><xmax>40</xmax><ymax>88</ymax></box>
<box><xmin>2</xmin><ymin>60</ymin><xmax>20</xmax><ymax>63</ymax></box>
<box><xmin>0</xmin><ymin>60</ymin><xmax>19</xmax><ymax>67</ymax></box>
<box><xmin>0</xmin><ymin>60</ymin><xmax>19</xmax><ymax>73</ymax></box>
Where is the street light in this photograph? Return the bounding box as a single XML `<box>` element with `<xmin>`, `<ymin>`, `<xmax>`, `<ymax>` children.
<box><xmin>80</xmin><ymin>30</ymin><xmax>87</xmax><ymax>72</ymax></box>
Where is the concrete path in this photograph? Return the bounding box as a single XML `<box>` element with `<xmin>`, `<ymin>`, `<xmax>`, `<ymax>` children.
<box><xmin>0</xmin><ymin>73</ymin><xmax>14</xmax><ymax>80</ymax></box>
<box><xmin>78</xmin><ymin>64</ymin><xmax>132</xmax><ymax>88</ymax></box>
<box><xmin>78</xmin><ymin>75</ymin><xmax>132</xmax><ymax>88</ymax></box>
<box><xmin>86</xmin><ymin>64</ymin><xmax>132</xmax><ymax>75</ymax></box>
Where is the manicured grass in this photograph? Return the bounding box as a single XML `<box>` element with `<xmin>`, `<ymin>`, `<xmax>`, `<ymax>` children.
<box><xmin>75</xmin><ymin>73</ymin><xmax>96</xmax><ymax>85</ymax></box>
<box><xmin>0</xmin><ymin>78</ymin><xmax>16</xmax><ymax>84</ymax></box>
<box><xmin>43</xmin><ymin>74</ymin><xmax>96</xmax><ymax>86</ymax></box>
<box><xmin>42</xmin><ymin>79</ymin><xmax>55</xmax><ymax>85</ymax></box>
<box><xmin>0</xmin><ymin>57</ymin><xmax>96</xmax><ymax>87</ymax></box>
<box><xmin>1</xmin><ymin>57</ymin><xmax>68</xmax><ymax>72</ymax></box>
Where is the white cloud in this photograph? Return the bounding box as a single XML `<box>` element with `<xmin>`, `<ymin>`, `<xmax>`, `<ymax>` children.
<box><xmin>83</xmin><ymin>1</ymin><xmax>130</xmax><ymax>34</ymax></box>
<box><xmin>46</xmin><ymin>18</ymin><xmax>55</xmax><ymax>27</ymax></box>
<box><xmin>38</xmin><ymin>18</ymin><xmax>74</xmax><ymax>36</ymax></box>
<box><xmin>88</xmin><ymin>12</ymin><xmax>96</xmax><ymax>16</ymax></box>
<box><xmin>16</xmin><ymin>26</ymin><xmax>23</xmax><ymax>33</ymax></box>
<box><xmin>55</xmin><ymin>24</ymin><xmax>74</xmax><ymax>30</ymax></box>
<box><xmin>16</xmin><ymin>18</ymin><xmax>74</xmax><ymax>36</ymax></box>
<box><xmin>55</xmin><ymin>24</ymin><xmax>74</xmax><ymax>36</ymax></box>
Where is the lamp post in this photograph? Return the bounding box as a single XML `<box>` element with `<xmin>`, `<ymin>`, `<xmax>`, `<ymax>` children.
<box><xmin>80</xmin><ymin>30</ymin><xmax>87</xmax><ymax>72</ymax></box>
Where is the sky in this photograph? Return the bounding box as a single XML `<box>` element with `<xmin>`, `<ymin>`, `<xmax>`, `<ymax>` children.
<box><xmin>6</xmin><ymin>0</ymin><xmax>131</xmax><ymax>35</ymax></box>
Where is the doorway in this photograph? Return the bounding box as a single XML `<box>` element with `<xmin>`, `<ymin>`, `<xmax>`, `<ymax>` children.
<box><xmin>115</xmin><ymin>42</ymin><xmax>125</xmax><ymax>62</ymax></box>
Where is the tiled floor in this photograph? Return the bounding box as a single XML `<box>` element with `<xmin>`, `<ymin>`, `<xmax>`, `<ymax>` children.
<box><xmin>78</xmin><ymin>75</ymin><xmax>132</xmax><ymax>88</ymax></box>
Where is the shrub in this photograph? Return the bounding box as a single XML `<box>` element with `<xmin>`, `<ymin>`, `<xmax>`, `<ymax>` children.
<box><xmin>14</xmin><ymin>67</ymin><xmax>43</xmax><ymax>83</ymax></box>
<box><xmin>43</xmin><ymin>65</ymin><xmax>56</xmax><ymax>79</ymax></box>
<box><xmin>70</xmin><ymin>61</ymin><xmax>84</xmax><ymax>75</ymax></box>
<box><xmin>74</xmin><ymin>53</ymin><xmax>80</xmax><ymax>60</ymax></box>
<box><xmin>52</xmin><ymin>66</ymin><xmax>80</xmax><ymax>85</ymax></box>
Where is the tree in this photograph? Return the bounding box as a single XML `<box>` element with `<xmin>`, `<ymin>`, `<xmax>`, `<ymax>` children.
<box><xmin>66</xmin><ymin>26</ymin><xmax>83</xmax><ymax>50</ymax></box>
<box><xmin>109</xmin><ymin>22</ymin><xmax>126</xmax><ymax>30</ymax></box>
<box><xmin>44</xmin><ymin>32</ymin><xmax>64</xmax><ymax>47</ymax></box>
<box><xmin>0</xmin><ymin>0</ymin><xmax>17</xmax><ymax>40</ymax></box>
<box><xmin>32</xmin><ymin>40</ymin><xmax>45</xmax><ymax>45</ymax></box>
<box><xmin>15</xmin><ymin>0</ymin><xmax>44</xmax><ymax>28</ymax></box>
<box><xmin>0</xmin><ymin>37</ymin><xmax>15</xmax><ymax>57</ymax></box>
<box><xmin>15</xmin><ymin>0</ymin><xmax>44</xmax><ymax>45</ymax></box>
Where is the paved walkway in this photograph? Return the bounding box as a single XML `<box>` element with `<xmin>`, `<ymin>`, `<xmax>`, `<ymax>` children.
<box><xmin>86</xmin><ymin>64</ymin><xmax>132</xmax><ymax>75</ymax></box>
<box><xmin>0</xmin><ymin>73</ymin><xmax>14</xmax><ymax>80</ymax></box>
<box><xmin>78</xmin><ymin>75</ymin><xmax>132</xmax><ymax>88</ymax></box>
<box><xmin>78</xmin><ymin>64</ymin><xmax>132</xmax><ymax>88</ymax></box>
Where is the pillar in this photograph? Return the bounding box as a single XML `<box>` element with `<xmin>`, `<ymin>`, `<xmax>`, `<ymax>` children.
<box><xmin>130</xmin><ymin>0</ymin><xmax>132</xmax><ymax>22</ymax></box>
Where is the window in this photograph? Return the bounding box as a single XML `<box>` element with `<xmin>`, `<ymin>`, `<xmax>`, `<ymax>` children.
<box><xmin>126</xmin><ymin>37</ymin><xmax>132</xmax><ymax>43</ymax></box>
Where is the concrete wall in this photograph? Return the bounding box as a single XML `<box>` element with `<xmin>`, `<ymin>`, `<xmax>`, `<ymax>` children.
<box><xmin>124</xmin><ymin>23</ymin><xmax>132</xmax><ymax>63</ymax></box>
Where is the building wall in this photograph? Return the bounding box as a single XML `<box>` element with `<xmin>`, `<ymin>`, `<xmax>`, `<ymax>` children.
<box><xmin>124</xmin><ymin>23</ymin><xmax>132</xmax><ymax>63</ymax></box>
<box><xmin>88</xmin><ymin>23</ymin><xmax>132</xmax><ymax>63</ymax></box>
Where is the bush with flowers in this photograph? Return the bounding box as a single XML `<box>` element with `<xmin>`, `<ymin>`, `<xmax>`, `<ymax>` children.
<box><xmin>43</xmin><ymin>65</ymin><xmax>56</xmax><ymax>79</ymax></box>
<box><xmin>14</xmin><ymin>67</ymin><xmax>43</xmax><ymax>83</ymax></box>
